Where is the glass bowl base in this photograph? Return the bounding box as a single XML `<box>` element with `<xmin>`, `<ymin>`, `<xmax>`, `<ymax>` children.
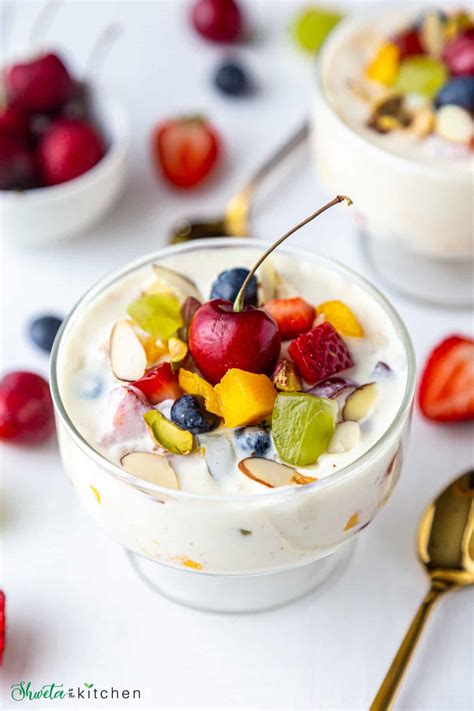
<box><xmin>360</xmin><ymin>231</ymin><xmax>474</xmax><ymax>309</ymax></box>
<box><xmin>125</xmin><ymin>540</ymin><xmax>355</xmax><ymax>613</ymax></box>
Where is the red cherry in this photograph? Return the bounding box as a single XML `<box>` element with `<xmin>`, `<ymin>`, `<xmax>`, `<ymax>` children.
<box><xmin>191</xmin><ymin>0</ymin><xmax>243</xmax><ymax>43</ymax></box>
<box><xmin>391</xmin><ymin>28</ymin><xmax>424</xmax><ymax>60</ymax></box>
<box><xmin>0</xmin><ymin>371</ymin><xmax>55</xmax><ymax>444</ymax></box>
<box><xmin>0</xmin><ymin>104</ymin><xmax>29</xmax><ymax>139</ymax></box>
<box><xmin>0</xmin><ymin>590</ymin><xmax>4</xmax><ymax>666</ymax></box>
<box><xmin>37</xmin><ymin>119</ymin><xmax>105</xmax><ymax>186</ymax></box>
<box><xmin>188</xmin><ymin>299</ymin><xmax>281</xmax><ymax>385</ymax></box>
<box><xmin>443</xmin><ymin>29</ymin><xmax>474</xmax><ymax>77</ymax></box>
<box><xmin>152</xmin><ymin>116</ymin><xmax>220</xmax><ymax>189</ymax></box>
<box><xmin>6</xmin><ymin>53</ymin><xmax>73</xmax><ymax>112</ymax></box>
<box><xmin>0</xmin><ymin>132</ymin><xmax>38</xmax><ymax>190</ymax></box>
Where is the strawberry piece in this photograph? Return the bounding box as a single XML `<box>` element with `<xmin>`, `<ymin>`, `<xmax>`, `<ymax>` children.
<box><xmin>152</xmin><ymin>116</ymin><xmax>220</xmax><ymax>189</ymax></box>
<box><xmin>6</xmin><ymin>53</ymin><xmax>72</xmax><ymax>112</ymax></box>
<box><xmin>37</xmin><ymin>119</ymin><xmax>105</xmax><ymax>186</ymax></box>
<box><xmin>391</xmin><ymin>28</ymin><xmax>424</xmax><ymax>59</ymax></box>
<box><xmin>0</xmin><ymin>132</ymin><xmax>38</xmax><ymax>190</ymax></box>
<box><xmin>419</xmin><ymin>335</ymin><xmax>474</xmax><ymax>422</ymax></box>
<box><xmin>264</xmin><ymin>297</ymin><xmax>315</xmax><ymax>340</ymax></box>
<box><xmin>132</xmin><ymin>362</ymin><xmax>182</xmax><ymax>405</ymax></box>
<box><xmin>288</xmin><ymin>322</ymin><xmax>353</xmax><ymax>385</ymax></box>
<box><xmin>0</xmin><ymin>590</ymin><xmax>4</xmax><ymax>666</ymax></box>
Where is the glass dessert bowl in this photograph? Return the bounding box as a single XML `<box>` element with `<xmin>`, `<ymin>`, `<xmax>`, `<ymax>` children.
<box><xmin>51</xmin><ymin>238</ymin><xmax>415</xmax><ymax>612</ymax></box>
<box><xmin>313</xmin><ymin>6</ymin><xmax>474</xmax><ymax>306</ymax></box>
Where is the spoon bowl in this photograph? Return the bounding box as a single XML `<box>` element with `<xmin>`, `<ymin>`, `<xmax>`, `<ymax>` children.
<box><xmin>371</xmin><ymin>470</ymin><xmax>474</xmax><ymax>709</ymax></box>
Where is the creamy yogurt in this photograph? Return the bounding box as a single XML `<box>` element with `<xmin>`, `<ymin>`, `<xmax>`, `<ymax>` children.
<box><xmin>53</xmin><ymin>241</ymin><xmax>414</xmax><ymax>584</ymax></box>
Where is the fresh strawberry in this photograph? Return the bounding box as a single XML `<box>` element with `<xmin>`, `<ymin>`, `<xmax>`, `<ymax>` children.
<box><xmin>0</xmin><ymin>590</ymin><xmax>4</xmax><ymax>666</ymax></box>
<box><xmin>37</xmin><ymin>119</ymin><xmax>105</xmax><ymax>185</ymax></box>
<box><xmin>264</xmin><ymin>297</ymin><xmax>315</xmax><ymax>340</ymax></box>
<box><xmin>391</xmin><ymin>28</ymin><xmax>424</xmax><ymax>59</ymax></box>
<box><xmin>6</xmin><ymin>53</ymin><xmax>72</xmax><ymax>112</ymax></box>
<box><xmin>152</xmin><ymin>116</ymin><xmax>220</xmax><ymax>189</ymax></box>
<box><xmin>419</xmin><ymin>335</ymin><xmax>474</xmax><ymax>422</ymax></box>
<box><xmin>288</xmin><ymin>322</ymin><xmax>353</xmax><ymax>385</ymax></box>
<box><xmin>132</xmin><ymin>363</ymin><xmax>182</xmax><ymax>405</ymax></box>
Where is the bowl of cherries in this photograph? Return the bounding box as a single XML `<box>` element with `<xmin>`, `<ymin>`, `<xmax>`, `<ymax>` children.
<box><xmin>0</xmin><ymin>50</ymin><xmax>129</xmax><ymax>246</ymax></box>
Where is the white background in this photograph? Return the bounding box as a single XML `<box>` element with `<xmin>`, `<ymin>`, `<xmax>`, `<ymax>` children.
<box><xmin>1</xmin><ymin>1</ymin><xmax>473</xmax><ymax>709</ymax></box>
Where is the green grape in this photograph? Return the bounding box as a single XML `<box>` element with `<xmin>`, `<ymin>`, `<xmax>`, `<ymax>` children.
<box><xmin>272</xmin><ymin>392</ymin><xmax>337</xmax><ymax>466</ymax></box>
<box><xmin>394</xmin><ymin>56</ymin><xmax>448</xmax><ymax>99</ymax></box>
<box><xmin>127</xmin><ymin>292</ymin><xmax>183</xmax><ymax>340</ymax></box>
<box><xmin>291</xmin><ymin>8</ymin><xmax>342</xmax><ymax>54</ymax></box>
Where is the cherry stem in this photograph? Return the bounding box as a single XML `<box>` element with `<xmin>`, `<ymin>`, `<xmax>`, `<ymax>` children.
<box><xmin>233</xmin><ymin>195</ymin><xmax>353</xmax><ymax>312</ymax></box>
<box><xmin>28</xmin><ymin>0</ymin><xmax>60</xmax><ymax>49</ymax></box>
<box><xmin>84</xmin><ymin>23</ymin><xmax>121</xmax><ymax>79</ymax></box>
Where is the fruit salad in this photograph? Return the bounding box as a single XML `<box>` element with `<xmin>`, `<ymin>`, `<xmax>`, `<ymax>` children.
<box><xmin>59</xmin><ymin>246</ymin><xmax>407</xmax><ymax>494</ymax></box>
<box><xmin>325</xmin><ymin>7</ymin><xmax>473</xmax><ymax>162</ymax></box>
<box><xmin>54</xmin><ymin>241</ymin><xmax>413</xmax><ymax>577</ymax></box>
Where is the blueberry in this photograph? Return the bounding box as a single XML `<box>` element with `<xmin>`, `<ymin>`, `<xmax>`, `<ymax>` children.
<box><xmin>77</xmin><ymin>373</ymin><xmax>103</xmax><ymax>399</ymax></box>
<box><xmin>29</xmin><ymin>315</ymin><xmax>62</xmax><ymax>352</ymax></box>
<box><xmin>434</xmin><ymin>77</ymin><xmax>474</xmax><ymax>112</ymax></box>
<box><xmin>210</xmin><ymin>268</ymin><xmax>258</xmax><ymax>305</ymax></box>
<box><xmin>214</xmin><ymin>61</ymin><xmax>250</xmax><ymax>96</ymax></box>
<box><xmin>234</xmin><ymin>426</ymin><xmax>271</xmax><ymax>456</ymax></box>
<box><xmin>170</xmin><ymin>394</ymin><xmax>220</xmax><ymax>434</ymax></box>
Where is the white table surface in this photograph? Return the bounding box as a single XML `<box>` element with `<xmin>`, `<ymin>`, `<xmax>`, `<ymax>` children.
<box><xmin>1</xmin><ymin>2</ymin><xmax>473</xmax><ymax>709</ymax></box>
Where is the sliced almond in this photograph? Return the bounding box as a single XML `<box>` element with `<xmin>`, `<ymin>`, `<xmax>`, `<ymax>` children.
<box><xmin>409</xmin><ymin>105</ymin><xmax>435</xmax><ymax>138</ymax></box>
<box><xmin>148</xmin><ymin>264</ymin><xmax>201</xmax><ymax>301</ymax></box>
<box><xmin>420</xmin><ymin>12</ymin><xmax>445</xmax><ymax>57</ymax></box>
<box><xmin>435</xmin><ymin>105</ymin><xmax>473</xmax><ymax>145</ymax></box>
<box><xmin>110</xmin><ymin>320</ymin><xmax>147</xmax><ymax>381</ymax></box>
<box><xmin>343</xmin><ymin>383</ymin><xmax>378</xmax><ymax>422</ymax></box>
<box><xmin>258</xmin><ymin>259</ymin><xmax>279</xmax><ymax>303</ymax></box>
<box><xmin>120</xmin><ymin>451</ymin><xmax>179</xmax><ymax>489</ymax></box>
<box><xmin>328</xmin><ymin>421</ymin><xmax>360</xmax><ymax>454</ymax></box>
<box><xmin>238</xmin><ymin>457</ymin><xmax>315</xmax><ymax>488</ymax></box>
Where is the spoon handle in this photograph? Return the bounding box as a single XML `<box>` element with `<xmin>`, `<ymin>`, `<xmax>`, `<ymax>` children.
<box><xmin>370</xmin><ymin>583</ymin><xmax>448</xmax><ymax>710</ymax></box>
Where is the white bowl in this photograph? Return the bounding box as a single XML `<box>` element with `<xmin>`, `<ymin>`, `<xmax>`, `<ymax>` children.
<box><xmin>0</xmin><ymin>90</ymin><xmax>129</xmax><ymax>247</ymax></box>
<box><xmin>313</xmin><ymin>9</ymin><xmax>473</xmax><ymax>260</ymax></box>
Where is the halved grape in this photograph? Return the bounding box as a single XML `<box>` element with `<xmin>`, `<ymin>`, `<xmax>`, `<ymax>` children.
<box><xmin>395</xmin><ymin>56</ymin><xmax>448</xmax><ymax>98</ymax></box>
<box><xmin>272</xmin><ymin>392</ymin><xmax>337</xmax><ymax>466</ymax></box>
<box><xmin>291</xmin><ymin>8</ymin><xmax>342</xmax><ymax>54</ymax></box>
<box><xmin>127</xmin><ymin>293</ymin><xmax>183</xmax><ymax>340</ymax></box>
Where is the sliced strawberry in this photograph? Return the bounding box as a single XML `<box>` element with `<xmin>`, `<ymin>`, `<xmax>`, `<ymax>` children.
<box><xmin>263</xmin><ymin>297</ymin><xmax>315</xmax><ymax>340</ymax></box>
<box><xmin>152</xmin><ymin>116</ymin><xmax>220</xmax><ymax>189</ymax></box>
<box><xmin>132</xmin><ymin>362</ymin><xmax>182</xmax><ymax>405</ymax></box>
<box><xmin>419</xmin><ymin>335</ymin><xmax>474</xmax><ymax>422</ymax></box>
<box><xmin>0</xmin><ymin>590</ymin><xmax>5</xmax><ymax>666</ymax></box>
<box><xmin>288</xmin><ymin>322</ymin><xmax>353</xmax><ymax>385</ymax></box>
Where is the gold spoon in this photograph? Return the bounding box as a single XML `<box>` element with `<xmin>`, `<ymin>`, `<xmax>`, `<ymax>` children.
<box><xmin>169</xmin><ymin>121</ymin><xmax>309</xmax><ymax>244</ymax></box>
<box><xmin>371</xmin><ymin>470</ymin><xmax>474</xmax><ymax>710</ymax></box>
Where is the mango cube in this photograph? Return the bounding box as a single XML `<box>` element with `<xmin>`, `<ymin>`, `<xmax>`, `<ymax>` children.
<box><xmin>214</xmin><ymin>369</ymin><xmax>277</xmax><ymax>428</ymax></box>
<box><xmin>179</xmin><ymin>368</ymin><xmax>222</xmax><ymax>416</ymax></box>
<box><xmin>366</xmin><ymin>42</ymin><xmax>399</xmax><ymax>86</ymax></box>
<box><xmin>317</xmin><ymin>300</ymin><xmax>364</xmax><ymax>338</ymax></box>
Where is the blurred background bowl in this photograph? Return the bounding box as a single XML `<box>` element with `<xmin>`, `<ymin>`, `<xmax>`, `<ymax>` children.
<box><xmin>0</xmin><ymin>90</ymin><xmax>129</xmax><ymax>248</ymax></box>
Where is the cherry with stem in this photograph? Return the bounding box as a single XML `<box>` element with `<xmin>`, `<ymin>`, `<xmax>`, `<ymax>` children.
<box><xmin>233</xmin><ymin>194</ymin><xmax>352</xmax><ymax>312</ymax></box>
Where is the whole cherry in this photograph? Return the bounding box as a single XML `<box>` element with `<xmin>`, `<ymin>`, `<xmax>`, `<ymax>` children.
<box><xmin>0</xmin><ymin>132</ymin><xmax>37</xmax><ymax>190</ymax></box>
<box><xmin>189</xmin><ymin>299</ymin><xmax>281</xmax><ymax>384</ymax></box>
<box><xmin>37</xmin><ymin>118</ymin><xmax>105</xmax><ymax>186</ymax></box>
<box><xmin>188</xmin><ymin>196</ymin><xmax>352</xmax><ymax>385</ymax></box>
<box><xmin>191</xmin><ymin>0</ymin><xmax>243</xmax><ymax>43</ymax></box>
<box><xmin>6</xmin><ymin>52</ymin><xmax>73</xmax><ymax>112</ymax></box>
<box><xmin>0</xmin><ymin>371</ymin><xmax>55</xmax><ymax>444</ymax></box>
